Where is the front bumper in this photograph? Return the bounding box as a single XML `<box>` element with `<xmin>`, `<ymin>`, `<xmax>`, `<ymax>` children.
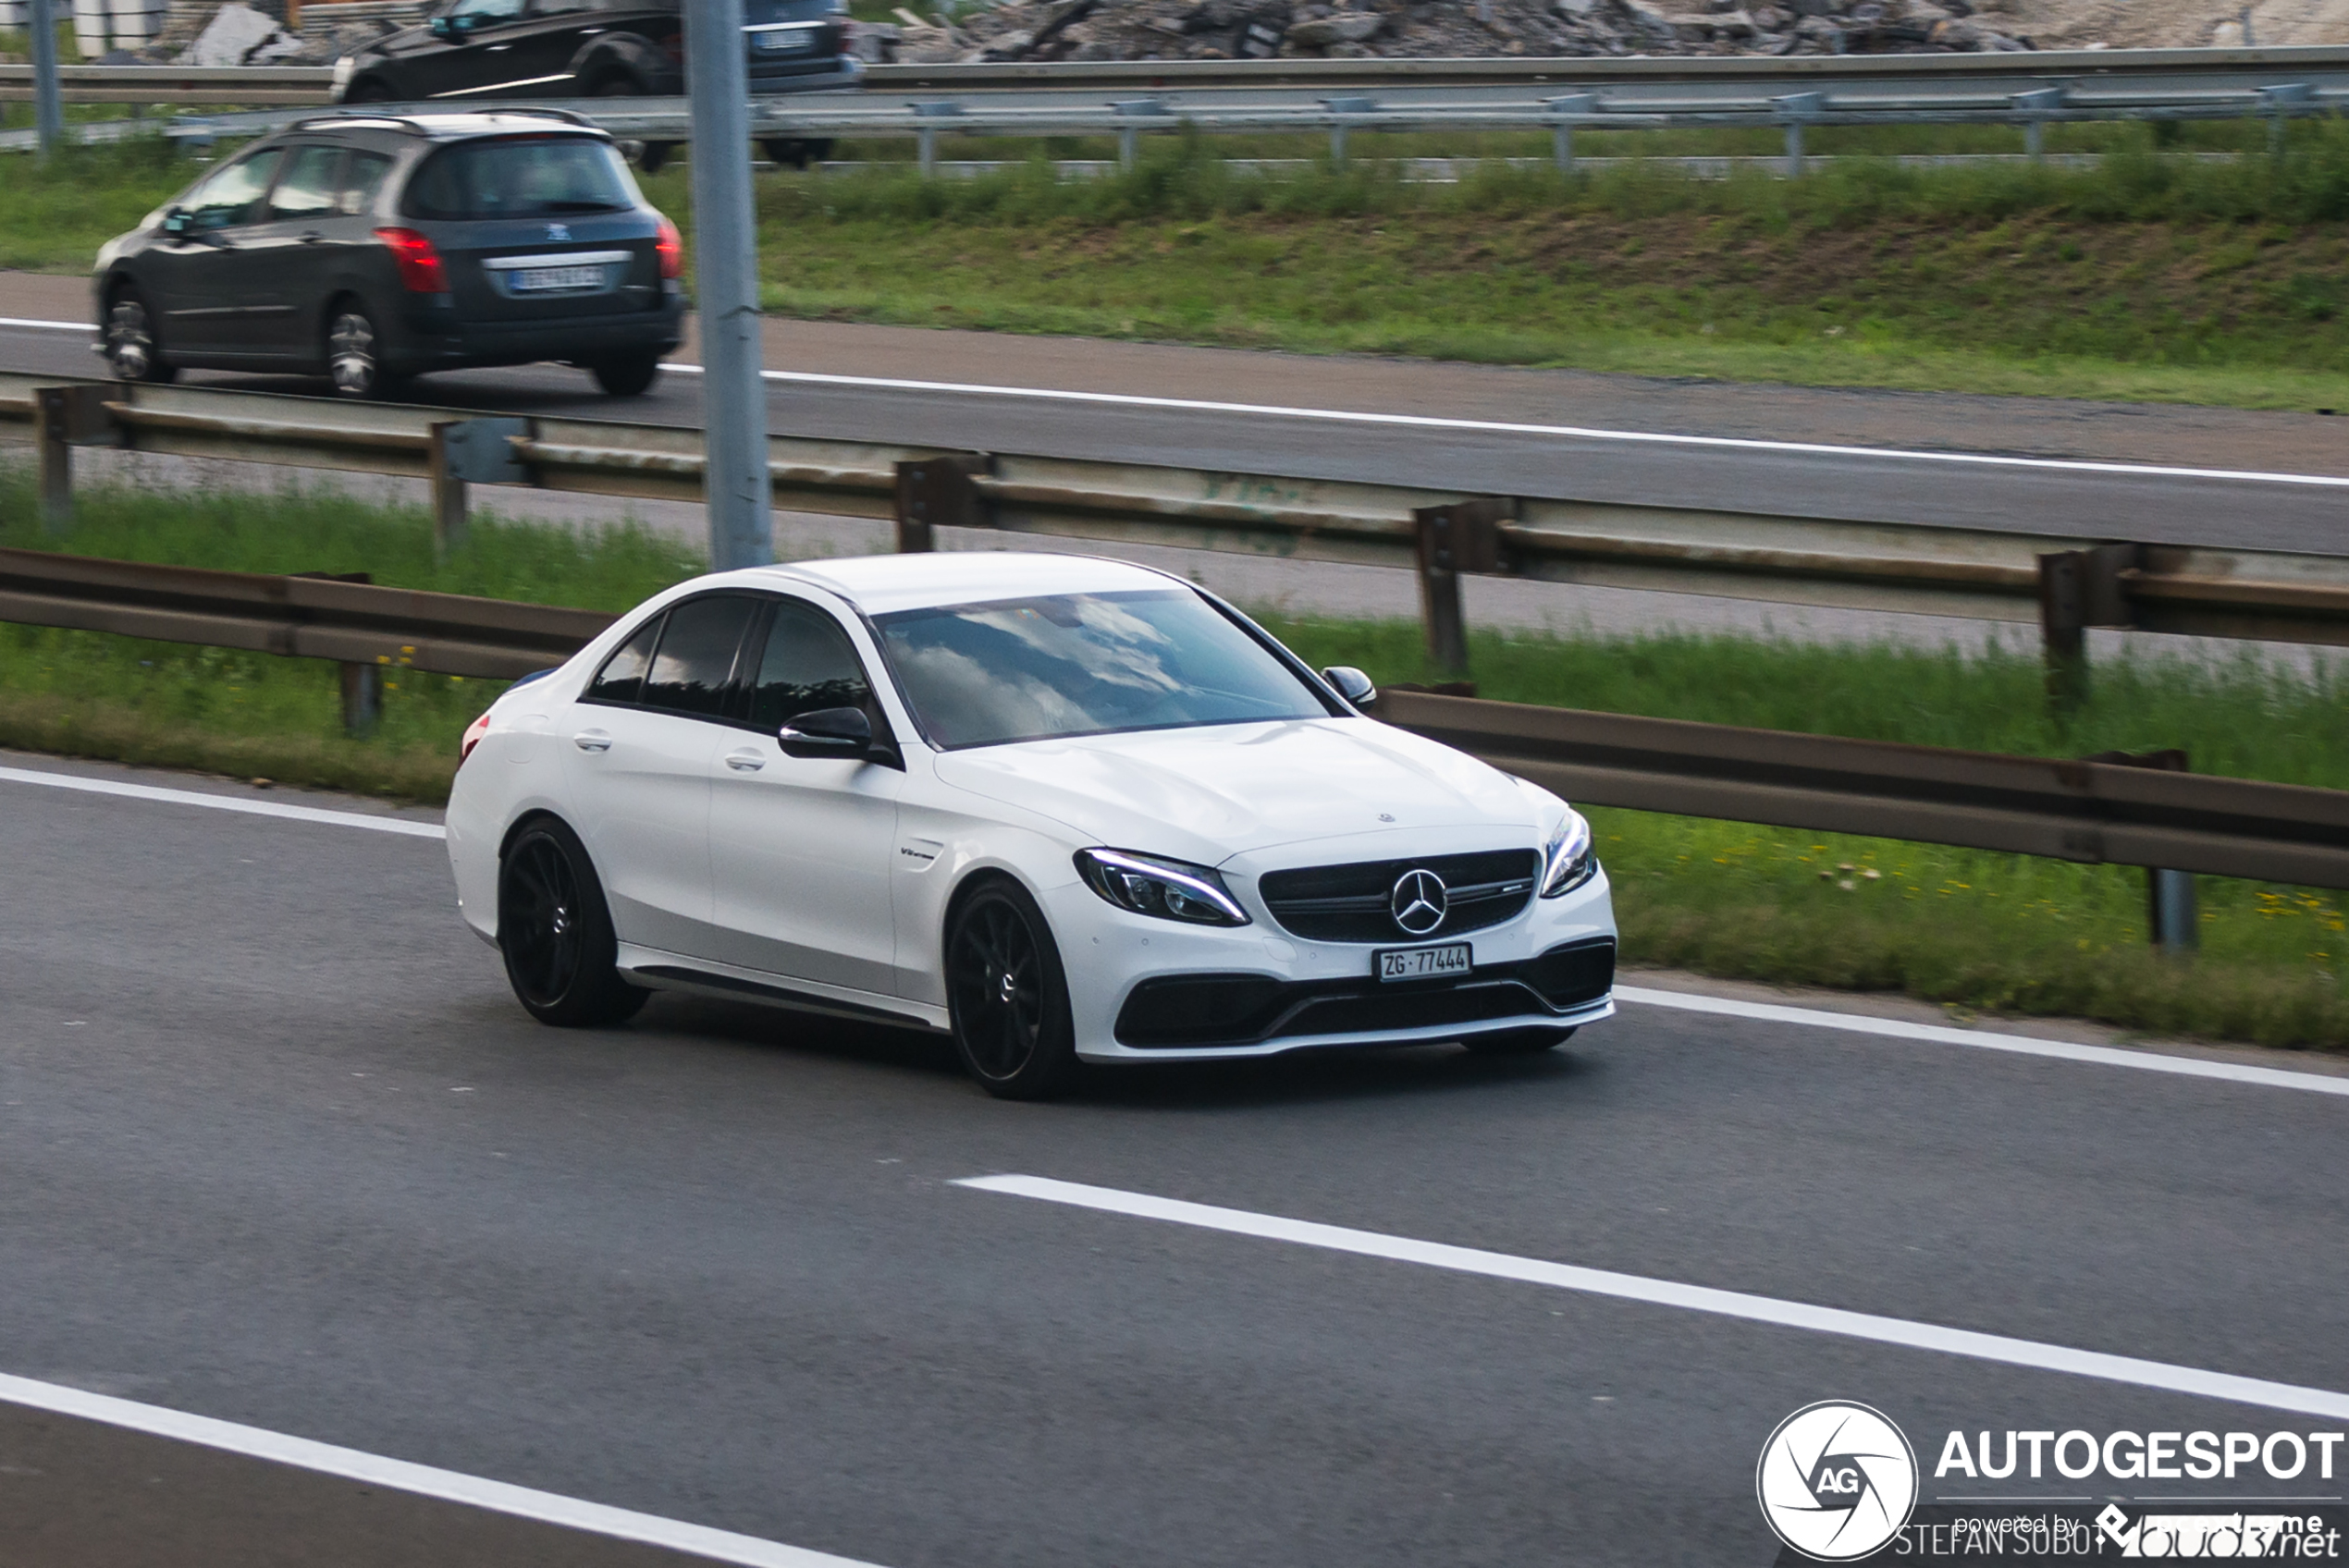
<box><xmin>1048</xmin><ymin>865</ymin><xmax>1618</xmax><ymax>1063</ymax></box>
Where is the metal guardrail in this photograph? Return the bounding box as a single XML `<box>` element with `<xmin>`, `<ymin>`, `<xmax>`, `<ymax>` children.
<box><xmin>2</xmin><ymin>527</ymin><xmax>2343</xmax><ymax>895</ymax></box>
<box><xmin>9</xmin><ymin>374</ymin><xmax>2349</xmax><ymax>680</ymax></box>
<box><xmin>7</xmin><ymin>46</ymin><xmax>2349</xmax><ymax>165</ymax></box>
<box><xmin>1371</xmin><ymin>687</ymin><xmax>2349</xmax><ymax>891</ymax></box>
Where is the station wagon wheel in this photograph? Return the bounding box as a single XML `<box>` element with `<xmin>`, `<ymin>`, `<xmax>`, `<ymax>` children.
<box><xmin>946</xmin><ymin>880</ymin><xmax>1077</xmax><ymax>1100</ymax></box>
<box><xmin>326</xmin><ymin>302</ymin><xmax>400</xmax><ymax>399</ymax></box>
<box><xmin>104</xmin><ymin>291</ymin><xmax>175</xmax><ymax>384</ymax></box>
<box><xmin>498</xmin><ymin>819</ymin><xmax>647</xmax><ymax>1028</ymax></box>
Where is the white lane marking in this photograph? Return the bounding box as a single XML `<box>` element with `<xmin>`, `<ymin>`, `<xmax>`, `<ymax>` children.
<box><xmin>666</xmin><ymin>361</ymin><xmax>2349</xmax><ymax>491</ymax></box>
<box><xmin>959</xmin><ymin>1175</ymin><xmax>2349</xmax><ymax>1421</ymax></box>
<box><xmin>0</xmin><ymin>765</ymin><xmax>446</xmax><ymax>839</ymax></box>
<box><xmin>1616</xmin><ymin>985</ymin><xmax>2349</xmax><ymax>1099</ymax></box>
<box><xmin>0</xmin><ymin>1370</ymin><xmax>883</xmax><ymax>1568</ymax></box>
<box><xmin>2</xmin><ymin>316</ymin><xmax>2335</xmax><ymax>489</ymax></box>
<box><xmin>0</xmin><ymin>316</ymin><xmax>93</xmax><ymax>333</ymax></box>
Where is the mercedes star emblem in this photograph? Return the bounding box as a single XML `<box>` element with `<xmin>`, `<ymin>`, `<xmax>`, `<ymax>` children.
<box><xmin>546</xmin><ymin>222</ymin><xmax>572</xmax><ymax>241</ymax></box>
<box><xmin>1389</xmin><ymin>868</ymin><xmax>1448</xmax><ymax>936</ymax></box>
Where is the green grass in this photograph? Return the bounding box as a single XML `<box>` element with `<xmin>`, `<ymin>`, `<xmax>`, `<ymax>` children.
<box><xmin>4</xmin><ymin>470</ymin><xmax>2346</xmax><ymax>1049</ymax></box>
<box><xmin>0</xmin><ymin>464</ymin><xmax>703</xmax><ymax>795</ymax></box>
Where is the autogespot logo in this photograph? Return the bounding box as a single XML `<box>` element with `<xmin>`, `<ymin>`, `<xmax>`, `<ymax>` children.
<box><xmin>1757</xmin><ymin>1402</ymin><xmax>1921</xmax><ymax>1562</ymax></box>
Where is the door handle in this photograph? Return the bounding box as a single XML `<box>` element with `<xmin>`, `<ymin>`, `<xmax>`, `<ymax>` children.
<box><xmin>723</xmin><ymin>749</ymin><xmax>766</xmax><ymax>772</ymax></box>
<box><xmin>487</xmin><ymin>41</ymin><xmax>511</xmax><ymax>48</ymax></box>
<box><xmin>299</xmin><ymin>230</ymin><xmax>323</xmax><ymax>243</ymax></box>
<box><xmin>572</xmin><ymin>729</ymin><xmax>612</xmax><ymax>752</ymax></box>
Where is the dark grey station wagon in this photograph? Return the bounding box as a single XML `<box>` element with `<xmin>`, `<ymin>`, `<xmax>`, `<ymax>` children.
<box><xmin>92</xmin><ymin>109</ymin><xmax>685</xmax><ymax>399</ymax></box>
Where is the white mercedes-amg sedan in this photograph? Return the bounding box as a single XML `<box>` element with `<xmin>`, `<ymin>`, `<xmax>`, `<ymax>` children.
<box><xmin>446</xmin><ymin>552</ymin><xmax>1617</xmax><ymax>1098</ymax></box>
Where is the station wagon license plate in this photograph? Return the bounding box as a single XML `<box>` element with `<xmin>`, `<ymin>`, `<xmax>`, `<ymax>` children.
<box><xmin>757</xmin><ymin>28</ymin><xmax>815</xmax><ymax>50</ymax></box>
<box><xmin>511</xmin><ymin>264</ymin><xmax>605</xmax><ymax>293</ymax></box>
<box><xmin>1376</xmin><ymin>943</ymin><xmax>1471</xmax><ymax>983</ymax></box>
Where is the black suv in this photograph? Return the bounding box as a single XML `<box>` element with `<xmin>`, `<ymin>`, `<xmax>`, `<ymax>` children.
<box><xmin>92</xmin><ymin>110</ymin><xmax>685</xmax><ymax>398</ymax></box>
<box><xmin>333</xmin><ymin>0</ymin><xmax>859</xmax><ymax>108</ymax></box>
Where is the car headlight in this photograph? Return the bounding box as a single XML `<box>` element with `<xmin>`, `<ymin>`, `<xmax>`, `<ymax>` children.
<box><xmin>1075</xmin><ymin>849</ymin><xmax>1250</xmax><ymax>927</ymax></box>
<box><xmin>1540</xmin><ymin>809</ymin><xmax>1596</xmax><ymax>898</ymax></box>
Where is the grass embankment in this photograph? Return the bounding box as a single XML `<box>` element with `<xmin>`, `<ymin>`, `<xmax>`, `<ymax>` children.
<box><xmin>5</xmin><ymin>471</ymin><xmax>2347</xmax><ymax>1049</ymax></box>
<box><xmin>14</xmin><ymin>129</ymin><xmax>2349</xmax><ymax>406</ymax></box>
<box><xmin>0</xmin><ymin>468</ymin><xmax>701</xmax><ymax>796</ymax></box>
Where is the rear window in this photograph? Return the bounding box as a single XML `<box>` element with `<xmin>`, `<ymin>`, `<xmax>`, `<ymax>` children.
<box><xmin>402</xmin><ymin>136</ymin><xmax>635</xmax><ymax>222</ymax></box>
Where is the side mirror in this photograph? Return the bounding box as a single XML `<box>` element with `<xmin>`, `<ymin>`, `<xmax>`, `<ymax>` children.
<box><xmin>1322</xmin><ymin>666</ymin><xmax>1376</xmax><ymax>706</ymax></box>
<box><xmin>780</xmin><ymin>705</ymin><xmax>872</xmax><ymax>759</ymax></box>
<box><xmin>429</xmin><ymin>13</ymin><xmax>453</xmax><ymax>34</ymax></box>
<box><xmin>160</xmin><ymin>209</ymin><xmax>191</xmax><ymax>236</ymax></box>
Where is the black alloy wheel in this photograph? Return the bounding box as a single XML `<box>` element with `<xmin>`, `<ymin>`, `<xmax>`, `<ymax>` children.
<box><xmin>498</xmin><ymin>819</ymin><xmax>648</xmax><ymax>1027</ymax></box>
<box><xmin>589</xmin><ymin>349</ymin><xmax>662</xmax><ymax>398</ymax></box>
<box><xmin>945</xmin><ymin>880</ymin><xmax>1078</xmax><ymax>1100</ymax></box>
<box><xmin>326</xmin><ymin>303</ymin><xmax>399</xmax><ymax>399</ymax></box>
<box><xmin>1461</xmin><ymin>1026</ymin><xmax>1576</xmax><ymax>1057</ymax></box>
<box><xmin>760</xmin><ymin>138</ymin><xmax>833</xmax><ymax>169</ymax></box>
<box><xmin>104</xmin><ymin>292</ymin><xmax>175</xmax><ymax>383</ymax></box>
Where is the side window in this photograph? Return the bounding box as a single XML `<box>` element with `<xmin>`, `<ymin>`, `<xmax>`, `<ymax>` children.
<box><xmin>749</xmin><ymin>600</ymin><xmax>872</xmax><ymax>732</ymax></box>
<box><xmin>184</xmin><ymin>148</ymin><xmax>286</xmax><ymax>232</ymax></box>
<box><xmin>448</xmin><ymin>0</ymin><xmax>526</xmax><ymax>27</ymax></box>
<box><xmin>584</xmin><ymin>613</ymin><xmax>662</xmax><ymax>705</ymax></box>
<box><xmin>266</xmin><ymin>145</ymin><xmax>344</xmax><ymax>222</ymax></box>
<box><xmin>642</xmin><ymin>596</ymin><xmax>758</xmax><ymax>718</ymax></box>
<box><xmin>335</xmin><ymin>151</ymin><xmax>394</xmax><ymax>217</ymax></box>
<box><xmin>530</xmin><ymin>0</ymin><xmax>587</xmax><ymax>14</ymax></box>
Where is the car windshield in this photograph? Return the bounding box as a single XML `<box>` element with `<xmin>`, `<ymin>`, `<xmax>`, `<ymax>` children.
<box><xmin>873</xmin><ymin>588</ymin><xmax>1329</xmax><ymax>750</ymax></box>
<box><xmin>403</xmin><ymin>136</ymin><xmax>634</xmax><ymax>220</ymax></box>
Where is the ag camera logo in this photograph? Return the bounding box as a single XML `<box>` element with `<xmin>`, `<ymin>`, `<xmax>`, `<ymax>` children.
<box><xmin>1757</xmin><ymin>1401</ymin><xmax>1920</xmax><ymax>1562</ymax></box>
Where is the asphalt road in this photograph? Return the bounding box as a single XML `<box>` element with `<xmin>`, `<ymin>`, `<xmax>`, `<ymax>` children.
<box><xmin>6</xmin><ymin>279</ymin><xmax>2349</xmax><ymax>556</ymax></box>
<box><xmin>5</xmin><ymin>753</ymin><xmax>2347</xmax><ymax>1566</ymax></box>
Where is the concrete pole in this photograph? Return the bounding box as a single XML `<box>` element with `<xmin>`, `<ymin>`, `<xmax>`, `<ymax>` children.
<box><xmin>31</xmin><ymin>0</ymin><xmax>67</xmax><ymax>163</ymax></box>
<box><xmin>685</xmin><ymin>0</ymin><xmax>773</xmax><ymax>571</ymax></box>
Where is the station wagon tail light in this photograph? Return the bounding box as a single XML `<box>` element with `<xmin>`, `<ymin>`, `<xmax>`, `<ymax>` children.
<box><xmin>1075</xmin><ymin>849</ymin><xmax>1250</xmax><ymax>927</ymax></box>
<box><xmin>655</xmin><ymin>217</ymin><xmax>683</xmax><ymax>280</ymax></box>
<box><xmin>460</xmin><ymin>711</ymin><xmax>491</xmax><ymax>764</ymax></box>
<box><xmin>658</xmin><ymin>30</ymin><xmax>683</xmax><ymax>57</ymax></box>
<box><xmin>375</xmin><ymin>227</ymin><xmax>449</xmax><ymax>293</ymax></box>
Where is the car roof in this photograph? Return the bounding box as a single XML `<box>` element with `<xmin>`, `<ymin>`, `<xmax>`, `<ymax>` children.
<box><xmin>718</xmin><ymin>552</ymin><xmax>1187</xmax><ymax>616</ymax></box>
<box><xmin>289</xmin><ymin>109</ymin><xmax>610</xmax><ymax>144</ymax></box>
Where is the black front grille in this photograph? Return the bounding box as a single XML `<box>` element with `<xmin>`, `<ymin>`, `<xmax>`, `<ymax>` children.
<box><xmin>1113</xmin><ymin>937</ymin><xmax>1615</xmax><ymax>1050</ymax></box>
<box><xmin>1258</xmin><ymin>849</ymin><xmax>1539</xmax><ymax>943</ymax></box>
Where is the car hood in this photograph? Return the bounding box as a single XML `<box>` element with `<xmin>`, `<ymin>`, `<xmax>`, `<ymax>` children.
<box><xmin>931</xmin><ymin>717</ymin><xmax>1541</xmax><ymax>864</ymax></box>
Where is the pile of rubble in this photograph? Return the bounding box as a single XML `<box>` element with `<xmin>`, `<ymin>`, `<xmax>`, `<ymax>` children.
<box><xmin>885</xmin><ymin>0</ymin><xmax>2035</xmax><ymax>62</ymax></box>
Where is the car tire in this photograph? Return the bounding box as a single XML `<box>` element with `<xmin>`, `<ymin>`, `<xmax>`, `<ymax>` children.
<box><xmin>498</xmin><ymin>817</ymin><xmax>649</xmax><ymax>1028</ymax></box>
<box><xmin>589</xmin><ymin>349</ymin><xmax>662</xmax><ymax>398</ymax></box>
<box><xmin>945</xmin><ymin>878</ymin><xmax>1079</xmax><ymax>1100</ymax></box>
<box><xmin>326</xmin><ymin>301</ymin><xmax>403</xmax><ymax>400</ymax></box>
<box><xmin>102</xmin><ymin>289</ymin><xmax>176</xmax><ymax>384</ymax></box>
<box><xmin>1460</xmin><ymin>1026</ymin><xmax>1576</xmax><ymax>1056</ymax></box>
<box><xmin>636</xmin><ymin>141</ymin><xmax>677</xmax><ymax>174</ymax></box>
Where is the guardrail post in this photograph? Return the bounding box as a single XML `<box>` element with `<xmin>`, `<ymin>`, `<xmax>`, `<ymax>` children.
<box><xmin>35</xmin><ymin>385</ymin><xmax>120</xmax><ymax>533</ymax></box>
<box><xmin>340</xmin><ymin>661</ymin><xmax>383</xmax><ymax>738</ymax></box>
<box><xmin>1322</xmin><ymin>97</ymin><xmax>1375</xmax><ymax>165</ymax></box>
<box><xmin>2011</xmin><ymin>88</ymin><xmax>2063</xmax><ymax>163</ymax></box>
<box><xmin>2259</xmin><ymin>83</ymin><xmax>2314</xmax><ymax>161</ymax></box>
<box><xmin>1113</xmin><ymin>100</ymin><xmax>1170</xmax><ymax>169</ymax></box>
<box><xmin>1413</xmin><ymin>497</ymin><xmax>1512</xmax><ymax>676</ymax></box>
<box><xmin>2090</xmin><ymin>748</ymin><xmax>2199</xmax><ymax>950</ymax></box>
<box><xmin>893</xmin><ymin>454</ymin><xmax>991</xmax><ymax>552</ymax></box>
<box><xmin>2036</xmin><ymin>544</ymin><xmax>2137</xmax><ymax>716</ymax></box>
<box><xmin>913</xmin><ymin>100</ymin><xmax>964</xmax><ymax>177</ymax></box>
<box><xmin>1545</xmin><ymin>94</ymin><xmax>1597</xmax><ymax>173</ymax></box>
<box><xmin>428</xmin><ymin>423</ymin><xmax>469</xmax><ymax>557</ymax></box>
<box><xmin>31</xmin><ymin>0</ymin><xmax>65</xmax><ymax>161</ymax></box>
<box><xmin>427</xmin><ymin>416</ymin><xmax>529</xmax><ymax>560</ymax></box>
<box><xmin>1774</xmin><ymin>92</ymin><xmax>1823</xmax><ymax>179</ymax></box>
